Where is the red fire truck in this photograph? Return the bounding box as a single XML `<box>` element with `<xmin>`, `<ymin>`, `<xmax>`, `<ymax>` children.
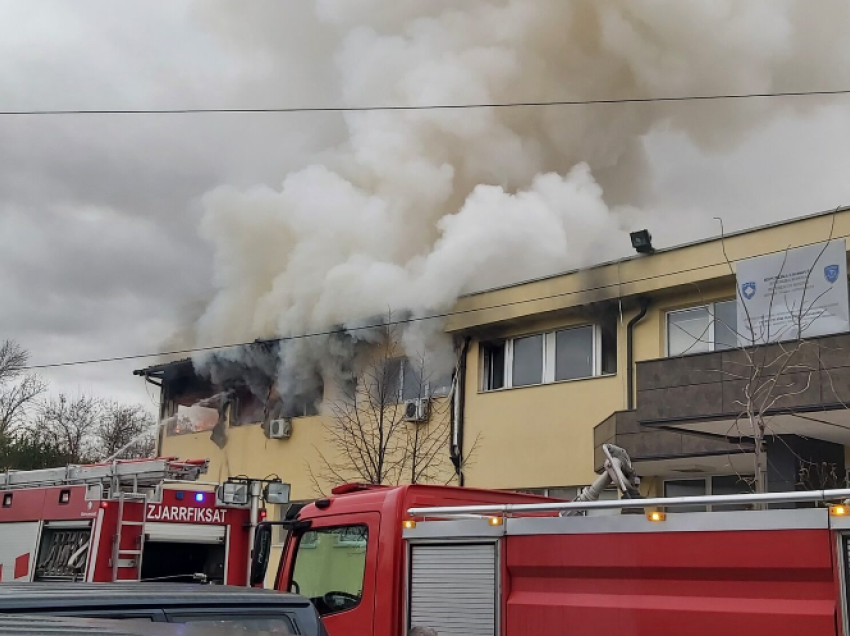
<box><xmin>254</xmin><ymin>445</ymin><xmax>850</xmax><ymax>636</ymax></box>
<box><xmin>0</xmin><ymin>457</ymin><xmax>254</xmax><ymax>585</ymax></box>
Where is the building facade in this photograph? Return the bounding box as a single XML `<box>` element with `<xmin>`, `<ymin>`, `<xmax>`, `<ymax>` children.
<box><xmin>137</xmin><ymin>206</ymin><xmax>850</xmax><ymax>508</ymax></box>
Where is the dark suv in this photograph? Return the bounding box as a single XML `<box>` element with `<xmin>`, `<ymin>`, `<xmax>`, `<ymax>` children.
<box><xmin>0</xmin><ymin>583</ymin><xmax>327</xmax><ymax>635</ymax></box>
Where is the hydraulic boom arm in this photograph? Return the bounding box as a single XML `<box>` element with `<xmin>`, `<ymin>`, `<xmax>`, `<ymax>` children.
<box><xmin>560</xmin><ymin>444</ymin><xmax>641</xmax><ymax>517</ymax></box>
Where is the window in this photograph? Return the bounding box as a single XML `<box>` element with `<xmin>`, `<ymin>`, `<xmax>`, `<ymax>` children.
<box><xmin>290</xmin><ymin>526</ymin><xmax>368</xmax><ymax>616</ymax></box>
<box><xmin>667</xmin><ymin>300</ymin><xmax>737</xmax><ymax>357</ymax></box>
<box><xmin>429</xmin><ymin>370</ymin><xmax>453</xmax><ymax>397</ymax></box>
<box><xmin>401</xmin><ymin>358</ymin><xmax>424</xmax><ymax>401</ymax></box>
<box><xmin>335</xmin><ymin>526</ymin><xmax>368</xmax><ymax>548</ymax></box>
<box><xmin>555</xmin><ymin>326</ymin><xmax>594</xmax><ymax>381</ymax></box>
<box><xmin>663</xmin><ymin>475</ymin><xmax>751</xmax><ymax>512</ymax></box>
<box><xmin>298</xmin><ymin>530</ymin><xmax>319</xmax><ymax>549</ymax></box>
<box><xmin>281</xmin><ymin>398</ymin><xmax>320</xmax><ymax>418</ymax></box>
<box><xmin>274</xmin><ymin>503</ymin><xmax>311</xmax><ymax>546</ymax></box>
<box><xmin>512</xmin><ymin>334</ymin><xmax>544</xmax><ymax>386</ymax></box>
<box><xmin>482</xmin><ymin>341</ymin><xmax>506</xmax><ymax>391</ymax></box>
<box><xmin>379</xmin><ymin>357</ymin><xmax>453</xmax><ymax>402</ymax></box>
<box><xmin>167</xmin><ymin>615</ymin><xmax>294</xmax><ymax>634</ymax></box>
<box><xmin>481</xmin><ymin>324</ymin><xmax>610</xmax><ymax>391</ymax></box>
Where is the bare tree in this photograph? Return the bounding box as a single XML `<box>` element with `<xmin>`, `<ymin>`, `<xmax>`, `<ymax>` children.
<box><xmin>313</xmin><ymin>323</ymin><xmax>409</xmax><ymax>487</ymax></box>
<box><xmin>398</xmin><ymin>354</ymin><xmax>480</xmax><ymax>485</ymax></box>
<box><xmin>36</xmin><ymin>394</ymin><xmax>102</xmax><ymax>464</ymax></box>
<box><xmin>0</xmin><ymin>340</ymin><xmax>47</xmax><ymax>436</ymax></box>
<box><xmin>672</xmin><ymin>214</ymin><xmax>848</xmax><ymax>494</ymax></box>
<box><xmin>312</xmin><ymin>321</ymin><xmax>472</xmax><ymax>491</ymax></box>
<box><xmin>95</xmin><ymin>402</ymin><xmax>156</xmax><ymax>460</ymax></box>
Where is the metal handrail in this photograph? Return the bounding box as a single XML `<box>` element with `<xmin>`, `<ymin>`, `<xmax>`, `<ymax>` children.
<box><xmin>407</xmin><ymin>488</ymin><xmax>850</xmax><ymax>518</ymax></box>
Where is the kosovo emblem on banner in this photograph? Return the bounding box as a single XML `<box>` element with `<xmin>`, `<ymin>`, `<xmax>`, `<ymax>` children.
<box><xmin>825</xmin><ymin>264</ymin><xmax>840</xmax><ymax>284</ymax></box>
<box><xmin>741</xmin><ymin>281</ymin><xmax>757</xmax><ymax>300</ymax></box>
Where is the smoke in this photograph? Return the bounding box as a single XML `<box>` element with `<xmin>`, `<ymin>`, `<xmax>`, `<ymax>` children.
<box><xmin>189</xmin><ymin>0</ymin><xmax>850</xmax><ymax>403</ymax></box>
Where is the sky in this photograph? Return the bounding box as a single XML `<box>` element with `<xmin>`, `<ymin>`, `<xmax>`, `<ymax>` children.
<box><xmin>1</xmin><ymin>0</ymin><xmax>850</xmax><ymax>410</ymax></box>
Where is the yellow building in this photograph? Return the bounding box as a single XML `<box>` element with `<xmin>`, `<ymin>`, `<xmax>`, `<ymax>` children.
<box><xmin>137</xmin><ymin>205</ymin><xmax>850</xmax><ymax>508</ymax></box>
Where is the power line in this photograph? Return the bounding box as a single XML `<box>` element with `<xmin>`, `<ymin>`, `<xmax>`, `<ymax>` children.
<box><xmin>22</xmin><ymin>229</ymin><xmax>850</xmax><ymax>371</ymax></box>
<box><xmin>4</xmin><ymin>88</ymin><xmax>850</xmax><ymax>117</ymax></box>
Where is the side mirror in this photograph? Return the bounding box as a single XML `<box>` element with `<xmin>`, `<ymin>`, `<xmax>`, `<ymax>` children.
<box><xmin>250</xmin><ymin>523</ymin><xmax>273</xmax><ymax>586</ymax></box>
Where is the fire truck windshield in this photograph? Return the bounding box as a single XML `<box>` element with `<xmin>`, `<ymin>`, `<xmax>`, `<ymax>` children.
<box><xmin>290</xmin><ymin>526</ymin><xmax>367</xmax><ymax>617</ymax></box>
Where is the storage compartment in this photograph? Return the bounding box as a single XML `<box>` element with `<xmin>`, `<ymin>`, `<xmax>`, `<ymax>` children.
<box><xmin>35</xmin><ymin>524</ymin><xmax>92</xmax><ymax>581</ymax></box>
<box><xmin>408</xmin><ymin>542</ymin><xmax>497</xmax><ymax>636</ymax></box>
<box><xmin>141</xmin><ymin>540</ymin><xmax>226</xmax><ymax>584</ymax></box>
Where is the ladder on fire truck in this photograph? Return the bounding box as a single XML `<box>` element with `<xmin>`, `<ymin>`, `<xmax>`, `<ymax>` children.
<box><xmin>111</xmin><ymin>491</ymin><xmax>149</xmax><ymax>582</ymax></box>
<box><xmin>0</xmin><ymin>457</ymin><xmax>209</xmax><ymax>497</ymax></box>
<box><xmin>0</xmin><ymin>458</ymin><xmax>210</xmax><ymax>582</ymax></box>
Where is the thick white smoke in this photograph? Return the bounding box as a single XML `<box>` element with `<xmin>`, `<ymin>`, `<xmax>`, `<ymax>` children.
<box><xmin>190</xmin><ymin>0</ymin><xmax>850</xmax><ymax>397</ymax></box>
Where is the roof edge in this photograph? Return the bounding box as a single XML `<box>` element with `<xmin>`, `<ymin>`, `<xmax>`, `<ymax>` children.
<box><xmin>460</xmin><ymin>204</ymin><xmax>850</xmax><ymax>299</ymax></box>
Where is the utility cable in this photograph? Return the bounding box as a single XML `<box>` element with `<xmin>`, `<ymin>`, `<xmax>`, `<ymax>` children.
<box><xmin>4</xmin><ymin>88</ymin><xmax>850</xmax><ymax>117</ymax></box>
<box><xmin>20</xmin><ymin>227</ymin><xmax>850</xmax><ymax>371</ymax></box>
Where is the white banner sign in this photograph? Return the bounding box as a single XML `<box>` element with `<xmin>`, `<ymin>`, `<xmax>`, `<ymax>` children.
<box><xmin>737</xmin><ymin>239</ymin><xmax>849</xmax><ymax>345</ymax></box>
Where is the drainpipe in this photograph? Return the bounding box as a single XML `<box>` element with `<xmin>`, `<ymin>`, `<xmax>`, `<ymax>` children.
<box><xmin>626</xmin><ymin>298</ymin><xmax>651</xmax><ymax>411</ymax></box>
<box><xmin>143</xmin><ymin>374</ymin><xmax>165</xmax><ymax>456</ymax></box>
<box><xmin>450</xmin><ymin>337</ymin><xmax>471</xmax><ymax>487</ymax></box>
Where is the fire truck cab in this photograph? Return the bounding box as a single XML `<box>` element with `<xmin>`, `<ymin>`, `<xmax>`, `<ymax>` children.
<box><xmin>0</xmin><ymin>457</ymin><xmax>252</xmax><ymax>584</ymax></box>
<box><xmin>263</xmin><ymin>482</ymin><xmax>850</xmax><ymax>636</ymax></box>
<box><xmin>265</xmin><ymin>483</ymin><xmax>555</xmax><ymax>636</ymax></box>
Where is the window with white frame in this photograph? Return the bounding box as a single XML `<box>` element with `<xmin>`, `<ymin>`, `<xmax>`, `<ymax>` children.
<box><xmin>663</xmin><ymin>475</ymin><xmax>751</xmax><ymax>512</ymax></box>
<box><xmin>481</xmin><ymin>324</ymin><xmax>611</xmax><ymax>391</ymax></box>
<box><xmin>667</xmin><ymin>300</ymin><xmax>737</xmax><ymax>357</ymax></box>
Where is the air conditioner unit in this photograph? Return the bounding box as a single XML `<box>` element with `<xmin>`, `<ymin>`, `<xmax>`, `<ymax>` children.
<box><xmin>268</xmin><ymin>418</ymin><xmax>293</xmax><ymax>440</ymax></box>
<box><xmin>403</xmin><ymin>398</ymin><xmax>430</xmax><ymax>423</ymax></box>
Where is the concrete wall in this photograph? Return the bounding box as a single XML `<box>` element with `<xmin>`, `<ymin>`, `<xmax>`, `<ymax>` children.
<box><xmin>160</xmin><ymin>398</ymin><xmax>455</xmax><ymax>501</ymax></box>
<box><xmin>462</xmin><ymin>336</ymin><xmax>622</xmax><ymax>489</ymax></box>
<box><xmin>162</xmin><ymin>415</ymin><xmax>325</xmax><ymax>500</ymax></box>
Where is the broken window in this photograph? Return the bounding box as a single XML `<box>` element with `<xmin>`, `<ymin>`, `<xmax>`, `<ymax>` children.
<box><xmin>381</xmin><ymin>358</ymin><xmax>453</xmax><ymax>402</ymax></box>
<box><xmin>233</xmin><ymin>387</ymin><xmax>270</xmax><ymax>426</ymax></box>
<box><xmin>401</xmin><ymin>358</ymin><xmax>424</xmax><ymax>401</ymax></box>
<box><xmin>168</xmin><ymin>404</ymin><xmax>220</xmax><ymax>435</ymax></box>
<box><xmin>429</xmin><ymin>370</ymin><xmax>453</xmax><ymax>397</ymax></box>
<box><xmin>279</xmin><ymin>375</ymin><xmax>324</xmax><ymax>418</ymax></box>
<box><xmin>164</xmin><ymin>375</ymin><xmax>223</xmax><ymax>436</ymax></box>
<box><xmin>481</xmin><ymin>341</ymin><xmax>506</xmax><ymax>391</ymax></box>
<box><xmin>372</xmin><ymin>357</ymin><xmax>403</xmax><ymax>405</ymax></box>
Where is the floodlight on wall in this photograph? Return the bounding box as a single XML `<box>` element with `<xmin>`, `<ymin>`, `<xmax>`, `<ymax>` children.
<box><xmin>630</xmin><ymin>229</ymin><xmax>655</xmax><ymax>255</ymax></box>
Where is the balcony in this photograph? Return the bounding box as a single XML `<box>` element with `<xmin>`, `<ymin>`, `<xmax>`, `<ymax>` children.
<box><xmin>594</xmin><ymin>410</ymin><xmax>751</xmax><ymax>476</ymax></box>
<box><xmin>594</xmin><ymin>332</ymin><xmax>850</xmax><ymax>480</ymax></box>
<box><xmin>636</xmin><ymin>331</ymin><xmax>850</xmax><ymax>445</ymax></box>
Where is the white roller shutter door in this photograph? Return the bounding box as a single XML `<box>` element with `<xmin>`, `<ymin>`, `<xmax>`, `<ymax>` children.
<box><xmin>0</xmin><ymin>522</ymin><xmax>40</xmax><ymax>581</ymax></box>
<box><xmin>145</xmin><ymin>523</ymin><xmax>225</xmax><ymax>544</ymax></box>
<box><xmin>409</xmin><ymin>543</ymin><xmax>497</xmax><ymax>636</ymax></box>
